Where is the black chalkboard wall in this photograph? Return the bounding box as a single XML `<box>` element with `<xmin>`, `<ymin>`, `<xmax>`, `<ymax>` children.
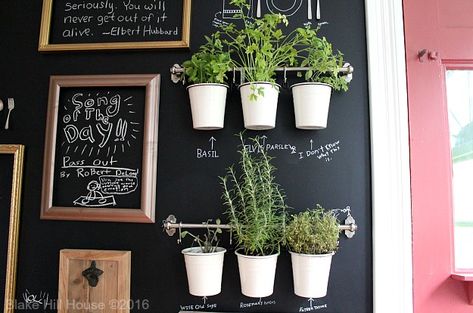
<box><xmin>0</xmin><ymin>0</ymin><xmax>371</xmax><ymax>312</ymax></box>
<box><xmin>53</xmin><ymin>86</ymin><xmax>146</xmax><ymax>209</ymax></box>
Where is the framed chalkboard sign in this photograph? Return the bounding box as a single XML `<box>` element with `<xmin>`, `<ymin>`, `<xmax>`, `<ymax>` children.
<box><xmin>0</xmin><ymin>145</ymin><xmax>24</xmax><ymax>313</ymax></box>
<box><xmin>38</xmin><ymin>0</ymin><xmax>191</xmax><ymax>51</ymax></box>
<box><xmin>41</xmin><ymin>74</ymin><xmax>160</xmax><ymax>223</ymax></box>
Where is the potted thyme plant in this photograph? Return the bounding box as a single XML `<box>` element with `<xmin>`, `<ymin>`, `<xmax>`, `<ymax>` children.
<box><xmin>220</xmin><ymin>133</ymin><xmax>287</xmax><ymax>297</ymax></box>
<box><xmin>183</xmin><ymin>32</ymin><xmax>232</xmax><ymax>130</ymax></box>
<box><xmin>180</xmin><ymin>219</ymin><xmax>226</xmax><ymax>297</ymax></box>
<box><xmin>292</xmin><ymin>26</ymin><xmax>350</xmax><ymax>129</ymax></box>
<box><xmin>286</xmin><ymin>205</ymin><xmax>339</xmax><ymax>298</ymax></box>
<box><xmin>220</xmin><ymin>0</ymin><xmax>299</xmax><ymax>130</ymax></box>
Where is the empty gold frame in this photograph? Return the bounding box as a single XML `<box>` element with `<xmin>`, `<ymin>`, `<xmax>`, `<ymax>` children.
<box><xmin>0</xmin><ymin>145</ymin><xmax>24</xmax><ymax>313</ymax></box>
<box><xmin>38</xmin><ymin>0</ymin><xmax>191</xmax><ymax>51</ymax></box>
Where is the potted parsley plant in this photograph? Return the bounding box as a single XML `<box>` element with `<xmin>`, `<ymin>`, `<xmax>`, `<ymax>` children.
<box><xmin>220</xmin><ymin>0</ymin><xmax>299</xmax><ymax>130</ymax></box>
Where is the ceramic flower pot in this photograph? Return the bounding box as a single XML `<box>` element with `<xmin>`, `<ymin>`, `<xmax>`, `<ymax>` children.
<box><xmin>187</xmin><ymin>83</ymin><xmax>228</xmax><ymax>130</ymax></box>
<box><xmin>289</xmin><ymin>251</ymin><xmax>335</xmax><ymax>298</ymax></box>
<box><xmin>239</xmin><ymin>82</ymin><xmax>280</xmax><ymax>130</ymax></box>
<box><xmin>291</xmin><ymin>82</ymin><xmax>333</xmax><ymax>129</ymax></box>
<box><xmin>235</xmin><ymin>248</ymin><xmax>279</xmax><ymax>298</ymax></box>
<box><xmin>182</xmin><ymin>247</ymin><xmax>226</xmax><ymax>296</ymax></box>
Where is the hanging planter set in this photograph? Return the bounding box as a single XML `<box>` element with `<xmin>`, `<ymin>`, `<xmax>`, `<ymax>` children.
<box><xmin>175</xmin><ymin>0</ymin><xmax>352</xmax><ymax>131</ymax></box>
<box><xmin>166</xmin><ymin>0</ymin><xmax>357</xmax><ymax>301</ymax></box>
<box><xmin>163</xmin><ymin>134</ymin><xmax>358</xmax><ymax>299</ymax></box>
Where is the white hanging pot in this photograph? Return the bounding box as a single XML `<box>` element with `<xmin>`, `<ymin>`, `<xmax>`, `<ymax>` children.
<box><xmin>289</xmin><ymin>251</ymin><xmax>335</xmax><ymax>298</ymax></box>
<box><xmin>239</xmin><ymin>82</ymin><xmax>280</xmax><ymax>130</ymax></box>
<box><xmin>182</xmin><ymin>247</ymin><xmax>226</xmax><ymax>297</ymax></box>
<box><xmin>291</xmin><ymin>82</ymin><xmax>333</xmax><ymax>129</ymax></box>
<box><xmin>187</xmin><ymin>83</ymin><xmax>228</xmax><ymax>130</ymax></box>
<box><xmin>235</xmin><ymin>249</ymin><xmax>279</xmax><ymax>298</ymax></box>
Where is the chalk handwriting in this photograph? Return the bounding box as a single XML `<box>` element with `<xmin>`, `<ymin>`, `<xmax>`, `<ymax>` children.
<box><xmin>60</xmin><ymin>159</ymin><xmax>139</xmax><ymax>208</ymax></box>
<box><xmin>240</xmin><ymin>298</ymin><xmax>276</xmax><ymax>308</ymax></box>
<box><xmin>196</xmin><ymin>136</ymin><xmax>220</xmax><ymax>159</ymax></box>
<box><xmin>179</xmin><ymin>303</ymin><xmax>218</xmax><ymax>311</ymax></box>
<box><xmin>297</xmin><ymin>298</ymin><xmax>328</xmax><ymax>312</ymax></box>
<box><xmin>58</xmin><ymin>91</ymin><xmax>141</xmax><ymax>208</ymax></box>
<box><xmin>60</xmin><ymin>92</ymin><xmax>139</xmax><ymax>158</ymax></box>
<box><xmin>298</xmin><ymin>139</ymin><xmax>341</xmax><ymax>162</ymax></box>
<box><xmin>299</xmin><ymin>304</ymin><xmax>328</xmax><ymax>312</ymax></box>
<box><xmin>243</xmin><ymin>135</ymin><xmax>298</xmax><ymax>156</ymax></box>
<box><xmin>59</xmin><ymin>0</ymin><xmax>179</xmax><ymax>40</ymax></box>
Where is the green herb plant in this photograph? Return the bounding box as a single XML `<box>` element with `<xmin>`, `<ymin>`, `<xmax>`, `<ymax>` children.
<box><xmin>182</xmin><ymin>32</ymin><xmax>232</xmax><ymax>84</ymax></box>
<box><xmin>180</xmin><ymin>219</ymin><xmax>223</xmax><ymax>253</ymax></box>
<box><xmin>286</xmin><ymin>205</ymin><xmax>339</xmax><ymax>255</ymax></box>
<box><xmin>296</xmin><ymin>26</ymin><xmax>349</xmax><ymax>92</ymax></box>
<box><xmin>220</xmin><ymin>133</ymin><xmax>287</xmax><ymax>256</ymax></box>
<box><xmin>220</xmin><ymin>0</ymin><xmax>300</xmax><ymax>99</ymax></box>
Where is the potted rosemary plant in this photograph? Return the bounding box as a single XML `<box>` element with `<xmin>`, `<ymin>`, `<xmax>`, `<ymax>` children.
<box><xmin>183</xmin><ymin>32</ymin><xmax>232</xmax><ymax>130</ymax></box>
<box><xmin>292</xmin><ymin>26</ymin><xmax>350</xmax><ymax>129</ymax></box>
<box><xmin>220</xmin><ymin>0</ymin><xmax>299</xmax><ymax>130</ymax></box>
<box><xmin>220</xmin><ymin>133</ymin><xmax>287</xmax><ymax>297</ymax></box>
<box><xmin>286</xmin><ymin>205</ymin><xmax>339</xmax><ymax>298</ymax></box>
<box><xmin>180</xmin><ymin>219</ymin><xmax>226</xmax><ymax>297</ymax></box>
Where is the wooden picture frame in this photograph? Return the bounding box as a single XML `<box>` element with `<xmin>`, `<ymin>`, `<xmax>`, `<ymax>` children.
<box><xmin>41</xmin><ymin>74</ymin><xmax>160</xmax><ymax>223</ymax></box>
<box><xmin>0</xmin><ymin>145</ymin><xmax>24</xmax><ymax>313</ymax></box>
<box><xmin>38</xmin><ymin>0</ymin><xmax>191</xmax><ymax>51</ymax></box>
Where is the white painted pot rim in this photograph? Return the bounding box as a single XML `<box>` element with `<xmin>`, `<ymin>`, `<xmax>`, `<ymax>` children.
<box><xmin>235</xmin><ymin>248</ymin><xmax>280</xmax><ymax>259</ymax></box>
<box><xmin>239</xmin><ymin>81</ymin><xmax>281</xmax><ymax>90</ymax></box>
<box><xmin>186</xmin><ymin>83</ymin><xmax>229</xmax><ymax>90</ymax></box>
<box><xmin>289</xmin><ymin>251</ymin><xmax>335</xmax><ymax>257</ymax></box>
<box><xmin>182</xmin><ymin>247</ymin><xmax>227</xmax><ymax>256</ymax></box>
<box><xmin>290</xmin><ymin>82</ymin><xmax>332</xmax><ymax>89</ymax></box>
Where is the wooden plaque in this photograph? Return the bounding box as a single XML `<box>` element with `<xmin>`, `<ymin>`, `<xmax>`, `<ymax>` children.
<box><xmin>58</xmin><ymin>249</ymin><xmax>131</xmax><ymax>313</ymax></box>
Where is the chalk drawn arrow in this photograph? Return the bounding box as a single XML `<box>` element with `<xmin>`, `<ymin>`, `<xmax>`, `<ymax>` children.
<box><xmin>202</xmin><ymin>296</ymin><xmax>208</xmax><ymax>304</ymax></box>
<box><xmin>261</xmin><ymin>135</ymin><xmax>267</xmax><ymax>147</ymax></box>
<box><xmin>308</xmin><ymin>298</ymin><xmax>314</xmax><ymax>309</ymax></box>
<box><xmin>209</xmin><ymin>137</ymin><xmax>216</xmax><ymax>150</ymax></box>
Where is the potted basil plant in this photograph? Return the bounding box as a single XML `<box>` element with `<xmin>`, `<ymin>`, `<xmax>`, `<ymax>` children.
<box><xmin>292</xmin><ymin>26</ymin><xmax>350</xmax><ymax>129</ymax></box>
<box><xmin>181</xmin><ymin>219</ymin><xmax>226</xmax><ymax>297</ymax></box>
<box><xmin>183</xmin><ymin>32</ymin><xmax>232</xmax><ymax>130</ymax></box>
<box><xmin>221</xmin><ymin>133</ymin><xmax>287</xmax><ymax>297</ymax></box>
<box><xmin>286</xmin><ymin>205</ymin><xmax>339</xmax><ymax>298</ymax></box>
<box><xmin>221</xmin><ymin>0</ymin><xmax>299</xmax><ymax>130</ymax></box>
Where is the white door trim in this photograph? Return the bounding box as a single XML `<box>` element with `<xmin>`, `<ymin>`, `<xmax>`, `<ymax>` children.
<box><xmin>365</xmin><ymin>1</ymin><xmax>413</xmax><ymax>312</ymax></box>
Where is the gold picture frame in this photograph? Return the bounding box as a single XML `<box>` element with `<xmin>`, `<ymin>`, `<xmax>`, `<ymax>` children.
<box><xmin>38</xmin><ymin>0</ymin><xmax>191</xmax><ymax>52</ymax></box>
<box><xmin>41</xmin><ymin>74</ymin><xmax>160</xmax><ymax>223</ymax></box>
<box><xmin>0</xmin><ymin>145</ymin><xmax>24</xmax><ymax>313</ymax></box>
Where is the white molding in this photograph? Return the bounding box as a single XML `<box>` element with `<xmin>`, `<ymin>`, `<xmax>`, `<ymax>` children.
<box><xmin>365</xmin><ymin>0</ymin><xmax>413</xmax><ymax>312</ymax></box>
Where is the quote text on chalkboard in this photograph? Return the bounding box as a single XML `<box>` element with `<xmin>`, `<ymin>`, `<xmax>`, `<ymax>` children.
<box><xmin>39</xmin><ymin>0</ymin><xmax>191</xmax><ymax>50</ymax></box>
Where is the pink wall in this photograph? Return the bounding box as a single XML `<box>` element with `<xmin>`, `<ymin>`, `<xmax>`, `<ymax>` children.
<box><xmin>403</xmin><ymin>0</ymin><xmax>473</xmax><ymax>311</ymax></box>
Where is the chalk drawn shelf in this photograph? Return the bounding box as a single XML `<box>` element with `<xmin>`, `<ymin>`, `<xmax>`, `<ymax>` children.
<box><xmin>451</xmin><ymin>273</ymin><xmax>473</xmax><ymax>305</ymax></box>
